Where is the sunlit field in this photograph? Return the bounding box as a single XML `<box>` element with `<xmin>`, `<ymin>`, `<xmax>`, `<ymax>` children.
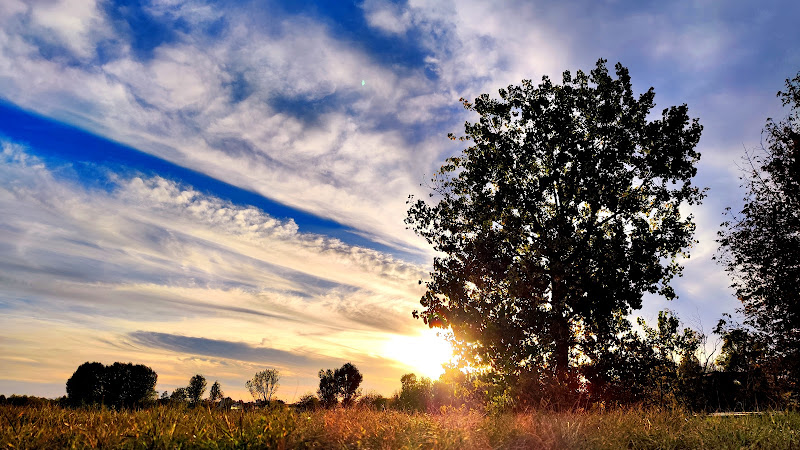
<box><xmin>2</xmin><ymin>404</ymin><xmax>799</xmax><ymax>449</ymax></box>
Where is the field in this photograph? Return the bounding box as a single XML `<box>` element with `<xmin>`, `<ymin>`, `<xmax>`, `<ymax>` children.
<box><xmin>2</xmin><ymin>404</ymin><xmax>799</xmax><ymax>449</ymax></box>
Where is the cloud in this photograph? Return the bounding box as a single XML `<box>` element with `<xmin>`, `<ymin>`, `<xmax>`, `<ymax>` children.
<box><xmin>128</xmin><ymin>331</ymin><xmax>335</xmax><ymax>367</ymax></box>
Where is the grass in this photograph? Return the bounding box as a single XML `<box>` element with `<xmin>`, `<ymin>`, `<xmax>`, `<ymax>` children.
<box><xmin>2</xmin><ymin>404</ymin><xmax>799</xmax><ymax>449</ymax></box>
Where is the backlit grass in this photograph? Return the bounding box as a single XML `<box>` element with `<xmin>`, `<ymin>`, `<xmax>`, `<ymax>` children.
<box><xmin>2</xmin><ymin>404</ymin><xmax>799</xmax><ymax>449</ymax></box>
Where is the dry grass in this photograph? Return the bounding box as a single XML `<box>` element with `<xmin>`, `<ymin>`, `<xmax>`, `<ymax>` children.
<box><xmin>2</xmin><ymin>404</ymin><xmax>799</xmax><ymax>449</ymax></box>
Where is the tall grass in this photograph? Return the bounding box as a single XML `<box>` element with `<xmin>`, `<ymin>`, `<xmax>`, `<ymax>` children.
<box><xmin>2</xmin><ymin>404</ymin><xmax>799</xmax><ymax>449</ymax></box>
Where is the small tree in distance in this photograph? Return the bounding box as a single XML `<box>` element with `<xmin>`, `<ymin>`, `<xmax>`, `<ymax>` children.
<box><xmin>317</xmin><ymin>362</ymin><xmax>363</xmax><ymax>408</ymax></box>
<box><xmin>209</xmin><ymin>381</ymin><xmax>223</xmax><ymax>403</ymax></box>
<box><xmin>337</xmin><ymin>362</ymin><xmax>363</xmax><ymax>407</ymax></box>
<box><xmin>246</xmin><ymin>369</ymin><xmax>280</xmax><ymax>404</ymax></box>
<box><xmin>187</xmin><ymin>374</ymin><xmax>207</xmax><ymax>406</ymax></box>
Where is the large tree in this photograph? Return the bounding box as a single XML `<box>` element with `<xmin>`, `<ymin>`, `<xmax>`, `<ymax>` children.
<box><xmin>406</xmin><ymin>59</ymin><xmax>704</xmax><ymax>390</ymax></box>
<box><xmin>717</xmin><ymin>71</ymin><xmax>800</xmax><ymax>392</ymax></box>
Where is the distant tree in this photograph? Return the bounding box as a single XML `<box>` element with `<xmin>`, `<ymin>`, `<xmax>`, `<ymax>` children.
<box><xmin>717</xmin><ymin>70</ymin><xmax>800</xmax><ymax>397</ymax></box>
<box><xmin>209</xmin><ymin>381</ymin><xmax>223</xmax><ymax>403</ymax></box>
<box><xmin>66</xmin><ymin>362</ymin><xmax>157</xmax><ymax>409</ymax></box>
<box><xmin>358</xmin><ymin>391</ymin><xmax>388</xmax><ymax>410</ymax></box>
<box><xmin>246</xmin><ymin>368</ymin><xmax>280</xmax><ymax>404</ymax></box>
<box><xmin>317</xmin><ymin>363</ymin><xmax>364</xmax><ymax>408</ymax></box>
<box><xmin>170</xmin><ymin>387</ymin><xmax>188</xmax><ymax>403</ymax></box>
<box><xmin>406</xmin><ymin>59</ymin><xmax>704</xmax><ymax>402</ymax></box>
<box><xmin>186</xmin><ymin>374</ymin><xmax>207</xmax><ymax>405</ymax></box>
<box><xmin>66</xmin><ymin>362</ymin><xmax>107</xmax><ymax>406</ymax></box>
<box><xmin>317</xmin><ymin>369</ymin><xmax>339</xmax><ymax>408</ymax></box>
<box><xmin>104</xmin><ymin>363</ymin><xmax>158</xmax><ymax>409</ymax></box>
<box><xmin>336</xmin><ymin>362</ymin><xmax>363</xmax><ymax>407</ymax></box>
<box><xmin>397</xmin><ymin>373</ymin><xmax>432</xmax><ymax>412</ymax></box>
<box><xmin>296</xmin><ymin>393</ymin><xmax>321</xmax><ymax>411</ymax></box>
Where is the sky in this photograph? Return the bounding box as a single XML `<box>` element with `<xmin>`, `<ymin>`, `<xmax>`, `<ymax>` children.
<box><xmin>0</xmin><ymin>0</ymin><xmax>798</xmax><ymax>402</ymax></box>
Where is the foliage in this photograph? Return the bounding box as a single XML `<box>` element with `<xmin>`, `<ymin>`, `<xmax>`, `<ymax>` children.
<box><xmin>186</xmin><ymin>374</ymin><xmax>207</xmax><ymax>406</ymax></box>
<box><xmin>66</xmin><ymin>361</ymin><xmax>157</xmax><ymax>409</ymax></box>
<box><xmin>317</xmin><ymin>363</ymin><xmax>364</xmax><ymax>408</ymax></box>
<box><xmin>406</xmin><ymin>59</ymin><xmax>704</xmax><ymax>402</ymax></box>
<box><xmin>65</xmin><ymin>362</ymin><xmax>106</xmax><ymax>407</ymax></box>
<box><xmin>317</xmin><ymin>369</ymin><xmax>339</xmax><ymax>408</ymax></box>
<box><xmin>209</xmin><ymin>381</ymin><xmax>223</xmax><ymax>403</ymax></box>
<box><xmin>295</xmin><ymin>393</ymin><xmax>321</xmax><ymax>411</ymax></box>
<box><xmin>358</xmin><ymin>391</ymin><xmax>389</xmax><ymax>410</ymax></box>
<box><xmin>3</xmin><ymin>403</ymin><xmax>800</xmax><ymax>449</ymax></box>
<box><xmin>580</xmin><ymin>311</ymin><xmax>708</xmax><ymax>410</ymax></box>
<box><xmin>717</xmin><ymin>70</ymin><xmax>800</xmax><ymax>400</ymax></box>
<box><xmin>396</xmin><ymin>373</ymin><xmax>433</xmax><ymax>412</ymax></box>
<box><xmin>245</xmin><ymin>368</ymin><xmax>280</xmax><ymax>404</ymax></box>
<box><xmin>170</xmin><ymin>387</ymin><xmax>188</xmax><ymax>404</ymax></box>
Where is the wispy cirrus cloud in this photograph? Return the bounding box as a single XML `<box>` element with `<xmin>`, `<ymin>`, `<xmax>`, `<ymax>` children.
<box><xmin>0</xmin><ymin>140</ymin><xmax>427</xmax><ymax>398</ymax></box>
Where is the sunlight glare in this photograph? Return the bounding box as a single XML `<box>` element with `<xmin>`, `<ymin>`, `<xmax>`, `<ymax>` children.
<box><xmin>384</xmin><ymin>328</ymin><xmax>454</xmax><ymax>380</ymax></box>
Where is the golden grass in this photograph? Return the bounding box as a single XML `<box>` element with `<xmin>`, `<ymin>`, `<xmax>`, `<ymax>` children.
<box><xmin>2</xmin><ymin>404</ymin><xmax>799</xmax><ymax>449</ymax></box>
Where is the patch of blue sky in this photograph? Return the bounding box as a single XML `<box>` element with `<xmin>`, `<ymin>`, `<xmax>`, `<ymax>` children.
<box><xmin>101</xmin><ymin>0</ymin><xmax>186</xmax><ymax>61</ymax></box>
<box><xmin>270</xmin><ymin>0</ymin><xmax>435</xmax><ymax>79</ymax></box>
<box><xmin>0</xmin><ymin>101</ymin><xmax>416</xmax><ymax>261</ymax></box>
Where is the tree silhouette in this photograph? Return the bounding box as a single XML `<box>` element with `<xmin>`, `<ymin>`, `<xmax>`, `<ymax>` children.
<box><xmin>66</xmin><ymin>362</ymin><xmax>157</xmax><ymax>409</ymax></box>
<box><xmin>317</xmin><ymin>369</ymin><xmax>338</xmax><ymax>408</ymax></box>
<box><xmin>317</xmin><ymin>362</ymin><xmax>363</xmax><ymax>408</ymax></box>
<box><xmin>209</xmin><ymin>381</ymin><xmax>223</xmax><ymax>403</ymax></box>
<box><xmin>187</xmin><ymin>374</ymin><xmax>207</xmax><ymax>405</ymax></box>
<box><xmin>336</xmin><ymin>362</ymin><xmax>363</xmax><ymax>407</ymax></box>
<box><xmin>66</xmin><ymin>362</ymin><xmax>106</xmax><ymax>406</ymax></box>
<box><xmin>718</xmin><ymin>70</ymin><xmax>800</xmax><ymax>398</ymax></box>
<box><xmin>406</xmin><ymin>59</ymin><xmax>704</xmax><ymax>398</ymax></box>
<box><xmin>246</xmin><ymin>368</ymin><xmax>280</xmax><ymax>404</ymax></box>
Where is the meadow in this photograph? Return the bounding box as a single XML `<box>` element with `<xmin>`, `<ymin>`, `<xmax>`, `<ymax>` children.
<box><xmin>2</xmin><ymin>404</ymin><xmax>799</xmax><ymax>449</ymax></box>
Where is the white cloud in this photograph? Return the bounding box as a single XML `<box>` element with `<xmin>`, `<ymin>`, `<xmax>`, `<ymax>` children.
<box><xmin>361</xmin><ymin>0</ymin><xmax>413</xmax><ymax>35</ymax></box>
<box><xmin>0</xmin><ymin>142</ymin><xmax>430</xmax><ymax>398</ymax></box>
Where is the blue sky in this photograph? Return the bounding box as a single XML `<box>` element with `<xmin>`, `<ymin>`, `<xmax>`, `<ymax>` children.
<box><xmin>1</xmin><ymin>0</ymin><xmax>798</xmax><ymax>400</ymax></box>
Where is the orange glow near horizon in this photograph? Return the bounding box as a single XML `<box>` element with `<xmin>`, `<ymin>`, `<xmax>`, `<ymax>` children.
<box><xmin>384</xmin><ymin>328</ymin><xmax>455</xmax><ymax>380</ymax></box>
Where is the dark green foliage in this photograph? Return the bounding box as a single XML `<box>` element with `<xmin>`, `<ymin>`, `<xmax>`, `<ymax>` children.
<box><xmin>317</xmin><ymin>363</ymin><xmax>364</xmax><ymax>408</ymax></box>
<box><xmin>66</xmin><ymin>361</ymin><xmax>157</xmax><ymax>409</ymax></box>
<box><xmin>406</xmin><ymin>59</ymin><xmax>704</xmax><ymax>402</ymax></box>
<box><xmin>186</xmin><ymin>374</ymin><xmax>206</xmax><ymax>405</ymax></box>
<box><xmin>717</xmin><ymin>70</ymin><xmax>800</xmax><ymax>402</ymax></box>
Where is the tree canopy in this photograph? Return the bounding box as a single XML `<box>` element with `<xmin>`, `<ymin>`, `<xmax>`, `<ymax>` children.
<box><xmin>717</xmin><ymin>70</ymin><xmax>800</xmax><ymax>397</ymax></box>
<box><xmin>246</xmin><ymin>369</ymin><xmax>281</xmax><ymax>404</ymax></box>
<box><xmin>187</xmin><ymin>374</ymin><xmax>207</xmax><ymax>405</ymax></box>
<box><xmin>406</xmin><ymin>59</ymin><xmax>704</xmax><ymax>395</ymax></box>
<box><xmin>66</xmin><ymin>361</ymin><xmax>157</xmax><ymax>409</ymax></box>
<box><xmin>317</xmin><ymin>362</ymin><xmax>363</xmax><ymax>408</ymax></box>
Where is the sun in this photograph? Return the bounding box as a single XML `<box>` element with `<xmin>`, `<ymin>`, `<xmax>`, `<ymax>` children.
<box><xmin>384</xmin><ymin>328</ymin><xmax>454</xmax><ymax>379</ymax></box>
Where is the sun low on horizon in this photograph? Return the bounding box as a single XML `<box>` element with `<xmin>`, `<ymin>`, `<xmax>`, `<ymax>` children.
<box><xmin>383</xmin><ymin>328</ymin><xmax>455</xmax><ymax>380</ymax></box>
